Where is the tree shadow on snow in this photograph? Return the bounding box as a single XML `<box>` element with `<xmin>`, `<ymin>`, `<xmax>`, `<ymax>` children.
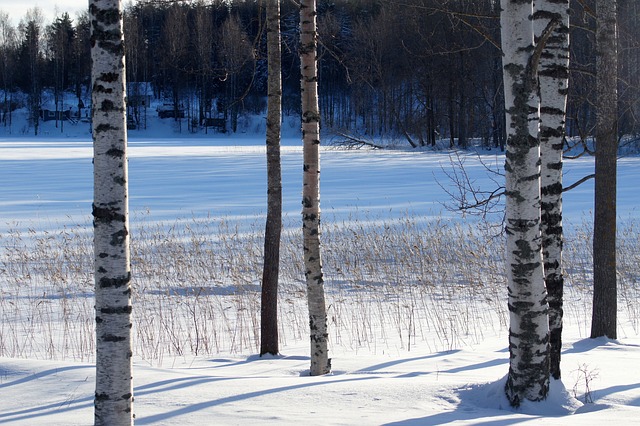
<box><xmin>384</xmin><ymin>375</ymin><xmax>582</xmax><ymax>425</ymax></box>
<box><xmin>135</xmin><ymin>375</ymin><xmax>377</xmax><ymax>424</ymax></box>
<box><xmin>563</xmin><ymin>336</ymin><xmax>640</xmax><ymax>355</ymax></box>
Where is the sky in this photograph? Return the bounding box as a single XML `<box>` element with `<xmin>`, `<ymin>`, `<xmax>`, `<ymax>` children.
<box><xmin>0</xmin><ymin>0</ymin><xmax>87</xmax><ymax>25</ymax></box>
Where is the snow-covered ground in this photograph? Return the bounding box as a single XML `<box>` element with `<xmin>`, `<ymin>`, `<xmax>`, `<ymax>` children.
<box><xmin>0</xmin><ymin>113</ymin><xmax>639</xmax><ymax>424</ymax></box>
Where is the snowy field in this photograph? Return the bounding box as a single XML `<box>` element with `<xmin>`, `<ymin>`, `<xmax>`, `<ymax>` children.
<box><xmin>0</xmin><ymin>119</ymin><xmax>639</xmax><ymax>424</ymax></box>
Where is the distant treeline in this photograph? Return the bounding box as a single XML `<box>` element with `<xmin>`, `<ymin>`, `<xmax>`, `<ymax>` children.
<box><xmin>1</xmin><ymin>0</ymin><xmax>638</xmax><ymax>143</ymax></box>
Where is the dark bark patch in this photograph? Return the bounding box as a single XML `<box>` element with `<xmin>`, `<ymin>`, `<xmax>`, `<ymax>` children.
<box><xmin>98</xmin><ymin>273</ymin><xmax>131</xmax><ymax>289</ymax></box>
<box><xmin>95</xmin><ymin>123</ymin><xmax>119</xmax><ymax>133</ymax></box>
<box><xmin>101</xmin><ymin>305</ymin><xmax>132</xmax><ymax>315</ymax></box>
<box><xmin>541</xmin><ymin>182</ymin><xmax>563</xmax><ymax>196</ymax></box>
<box><xmin>102</xmin><ymin>334</ymin><xmax>126</xmax><ymax>342</ymax></box>
<box><xmin>106</xmin><ymin>147</ymin><xmax>125</xmax><ymax>158</ymax></box>
<box><xmin>99</xmin><ymin>72</ymin><xmax>120</xmax><ymax>83</ymax></box>
<box><xmin>95</xmin><ymin>392</ymin><xmax>110</xmax><ymax>401</ymax></box>
<box><xmin>93</xmin><ymin>204</ymin><xmax>126</xmax><ymax>223</ymax></box>
<box><xmin>93</xmin><ymin>84</ymin><xmax>113</xmax><ymax>94</ymax></box>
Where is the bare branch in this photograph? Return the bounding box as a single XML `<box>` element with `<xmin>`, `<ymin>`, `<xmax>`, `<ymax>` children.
<box><xmin>437</xmin><ymin>151</ymin><xmax>505</xmax><ymax>219</ymax></box>
<box><xmin>563</xmin><ymin>174</ymin><xmax>595</xmax><ymax>192</ymax></box>
<box><xmin>329</xmin><ymin>132</ymin><xmax>384</xmax><ymax>150</ymax></box>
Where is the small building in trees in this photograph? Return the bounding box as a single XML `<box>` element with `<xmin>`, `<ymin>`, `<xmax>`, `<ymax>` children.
<box><xmin>39</xmin><ymin>108</ymin><xmax>73</xmax><ymax>122</ymax></box>
<box><xmin>127</xmin><ymin>82</ymin><xmax>152</xmax><ymax>108</ymax></box>
<box><xmin>156</xmin><ymin>102</ymin><xmax>185</xmax><ymax>119</ymax></box>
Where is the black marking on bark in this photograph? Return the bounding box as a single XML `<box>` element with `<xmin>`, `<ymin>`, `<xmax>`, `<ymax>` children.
<box><xmin>541</xmin><ymin>182</ymin><xmax>562</xmax><ymax>196</ymax></box>
<box><xmin>106</xmin><ymin>147</ymin><xmax>125</xmax><ymax>158</ymax></box>
<box><xmin>93</xmin><ymin>84</ymin><xmax>113</xmax><ymax>94</ymax></box>
<box><xmin>540</xmin><ymin>106</ymin><xmax>564</xmax><ymax>116</ymax></box>
<box><xmin>302</xmin><ymin>110</ymin><xmax>320</xmax><ymax>123</ymax></box>
<box><xmin>544</xmin><ymin>161</ymin><xmax>562</xmax><ymax>171</ymax></box>
<box><xmin>98</xmin><ymin>272</ymin><xmax>131</xmax><ymax>289</ymax></box>
<box><xmin>514</xmin><ymin>237</ymin><xmax>536</xmax><ymax>259</ymax></box>
<box><xmin>93</xmin><ymin>204</ymin><xmax>126</xmax><ymax>224</ymax></box>
<box><xmin>101</xmin><ymin>305</ymin><xmax>132</xmax><ymax>315</ymax></box>
<box><xmin>99</xmin><ymin>72</ymin><xmax>119</xmax><ymax>83</ymax></box>
<box><xmin>504</xmin><ymin>189</ymin><xmax>525</xmax><ymax>204</ymax></box>
<box><xmin>100</xmin><ymin>99</ymin><xmax>116</xmax><ymax>112</ymax></box>
<box><xmin>92</xmin><ymin>33</ymin><xmax>124</xmax><ymax>56</ymax></box>
<box><xmin>532</xmin><ymin>10</ymin><xmax>562</xmax><ymax>21</ymax></box>
<box><xmin>102</xmin><ymin>334</ymin><xmax>126</xmax><ymax>342</ymax></box>
<box><xmin>540</xmin><ymin>127</ymin><xmax>563</xmax><ymax>139</ymax></box>
<box><xmin>522</xmin><ymin>171</ymin><xmax>541</xmax><ymax>182</ymax></box>
<box><xmin>109</xmin><ymin>226</ymin><xmax>127</xmax><ymax>245</ymax></box>
<box><xmin>303</xmin><ymin>213</ymin><xmax>317</xmax><ymax>221</ymax></box>
<box><xmin>539</xmin><ymin>65</ymin><xmax>569</xmax><ymax>79</ymax></box>
<box><xmin>299</xmin><ymin>42</ymin><xmax>316</xmax><ymax>55</ymax></box>
<box><xmin>95</xmin><ymin>392</ymin><xmax>110</xmax><ymax>401</ymax></box>
<box><xmin>95</xmin><ymin>123</ymin><xmax>119</xmax><ymax>133</ymax></box>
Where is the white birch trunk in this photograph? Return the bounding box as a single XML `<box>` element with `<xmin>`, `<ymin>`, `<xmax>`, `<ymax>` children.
<box><xmin>501</xmin><ymin>0</ymin><xmax>550</xmax><ymax>407</ymax></box>
<box><xmin>300</xmin><ymin>0</ymin><xmax>330</xmax><ymax>376</ymax></box>
<box><xmin>91</xmin><ymin>0</ymin><xmax>133</xmax><ymax>424</ymax></box>
<box><xmin>534</xmin><ymin>0</ymin><xmax>569</xmax><ymax>380</ymax></box>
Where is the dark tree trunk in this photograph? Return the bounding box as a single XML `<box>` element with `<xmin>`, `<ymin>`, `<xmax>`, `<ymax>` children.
<box><xmin>591</xmin><ymin>0</ymin><xmax>618</xmax><ymax>340</ymax></box>
<box><xmin>261</xmin><ymin>0</ymin><xmax>283</xmax><ymax>357</ymax></box>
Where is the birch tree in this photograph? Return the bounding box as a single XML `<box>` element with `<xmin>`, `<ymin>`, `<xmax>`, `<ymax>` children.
<box><xmin>90</xmin><ymin>0</ymin><xmax>133</xmax><ymax>424</ymax></box>
<box><xmin>300</xmin><ymin>0</ymin><xmax>330</xmax><ymax>376</ymax></box>
<box><xmin>534</xmin><ymin>0</ymin><xmax>569</xmax><ymax>380</ymax></box>
<box><xmin>591</xmin><ymin>0</ymin><xmax>618</xmax><ymax>340</ymax></box>
<box><xmin>261</xmin><ymin>0</ymin><xmax>283</xmax><ymax>357</ymax></box>
<box><xmin>500</xmin><ymin>0</ymin><xmax>550</xmax><ymax>407</ymax></box>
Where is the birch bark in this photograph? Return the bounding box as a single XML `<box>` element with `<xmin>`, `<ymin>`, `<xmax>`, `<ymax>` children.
<box><xmin>534</xmin><ymin>0</ymin><xmax>569</xmax><ymax>380</ymax></box>
<box><xmin>501</xmin><ymin>0</ymin><xmax>550</xmax><ymax>407</ymax></box>
<box><xmin>300</xmin><ymin>0</ymin><xmax>330</xmax><ymax>376</ymax></box>
<box><xmin>90</xmin><ymin>0</ymin><xmax>133</xmax><ymax>423</ymax></box>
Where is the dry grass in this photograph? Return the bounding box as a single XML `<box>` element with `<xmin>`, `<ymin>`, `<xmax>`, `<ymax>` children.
<box><xmin>1</xmin><ymin>212</ymin><xmax>638</xmax><ymax>364</ymax></box>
